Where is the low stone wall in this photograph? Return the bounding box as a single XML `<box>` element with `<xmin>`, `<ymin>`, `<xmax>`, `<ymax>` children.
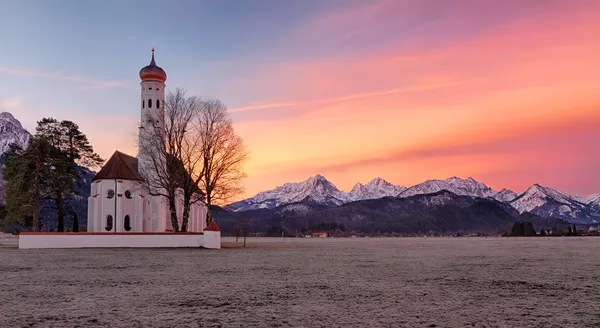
<box><xmin>18</xmin><ymin>232</ymin><xmax>219</xmax><ymax>249</ymax></box>
<box><xmin>0</xmin><ymin>233</ymin><xmax>19</xmax><ymax>247</ymax></box>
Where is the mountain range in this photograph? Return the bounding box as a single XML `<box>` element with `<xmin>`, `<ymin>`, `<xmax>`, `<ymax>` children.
<box><xmin>226</xmin><ymin>174</ymin><xmax>600</xmax><ymax>225</ymax></box>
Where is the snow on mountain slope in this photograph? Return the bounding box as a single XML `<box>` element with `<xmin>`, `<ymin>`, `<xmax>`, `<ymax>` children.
<box><xmin>399</xmin><ymin>176</ymin><xmax>496</xmax><ymax>198</ymax></box>
<box><xmin>227</xmin><ymin>174</ymin><xmax>349</xmax><ymax>211</ymax></box>
<box><xmin>584</xmin><ymin>194</ymin><xmax>600</xmax><ymax>206</ymax></box>
<box><xmin>510</xmin><ymin>184</ymin><xmax>600</xmax><ymax>223</ymax></box>
<box><xmin>348</xmin><ymin>177</ymin><xmax>406</xmax><ymax>201</ymax></box>
<box><xmin>0</xmin><ymin>112</ymin><xmax>31</xmax><ymax>156</ymax></box>
<box><xmin>226</xmin><ymin>174</ymin><xmax>600</xmax><ymax>224</ymax></box>
<box><xmin>493</xmin><ymin>188</ymin><xmax>518</xmax><ymax>202</ymax></box>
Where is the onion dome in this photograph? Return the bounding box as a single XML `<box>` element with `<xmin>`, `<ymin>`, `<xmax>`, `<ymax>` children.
<box><xmin>139</xmin><ymin>48</ymin><xmax>167</xmax><ymax>83</ymax></box>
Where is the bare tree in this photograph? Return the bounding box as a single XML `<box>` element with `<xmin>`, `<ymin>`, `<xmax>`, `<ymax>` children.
<box><xmin>193</xmin><ymin>99</ymin><xmax>249</xmax><ymax>225</ymax></box>
<box><xmin>137</xmin><ymin>88</ymin><xmax>203</xmax><ymax>232</ymax></box>
<box><xmin>136</xmin><ymin>88</ymin><xmax>248</xmax><ymax>232</ymax></box>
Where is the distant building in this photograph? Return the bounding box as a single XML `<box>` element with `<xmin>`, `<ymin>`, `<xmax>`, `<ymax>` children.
<box><xmin>311</xmin><ymin>232</ymin><xmax>328</xmax><ymax>238</ymax></box>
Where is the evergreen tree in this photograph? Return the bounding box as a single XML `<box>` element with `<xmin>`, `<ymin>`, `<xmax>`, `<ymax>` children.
<box><xmin>572</xmin><ymin>225</ymin><xmax>578</xmax><ymax>236</ymax></box>
<box><xmin>3</xmin><ymin>138</ymin><xmax>55</xmax><ymax>231</ymax></box>
<box><xmin>567</xmin><ymin>226</ymin><xmax>573</xmax><ymax>236</ymax></box>
<box><xmin>511</xmin><ymin>222</ymin><xmax>524</xmax><ymax>236</ymax></box>
<box><xmin>35</xmin><ymin>118</ymin><xmax>103</xmax><ymax>231</ymax></box>
<box><xmin>523</xmin><ymin>222</ymin><xmax>536</xmax><ymax>236</ymax></box>
<box><xmin>540</xmin><ymin>229</ymin><xmax>546</xmax><ymax>236</ymax></box>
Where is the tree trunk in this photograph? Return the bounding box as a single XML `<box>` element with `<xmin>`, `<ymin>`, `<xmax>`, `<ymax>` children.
<box><xmin>32</xmin><ymin>194</ymin><xmax>40</xmax><ymax>232</ymax></box>
<box><xmin>205</xmin><ymin>193</ymin><xmax>212</xmax><ymax>226</ymax></box>
<box><xmin>56</xmin><ymin>192</ymin><xmax>65</xmax><ymax>232</ymax></box>
<box><xmin>181</xmin><ymin>193</ymin><xmax>190</xmax><ymax>232</ymax></box>
<box><xmin>168</xmin><ymin>194</ymin><xmax>179</xmax><ymax>232</ymax></box>
<box><xmin>33</xmin><ymin>157</ymin><xmax>40</xmax><ymax>232</ymax></box>
<box><xmin>205</xmin><ymin>210</ymin><xmax>213</xmax><ymax>226</ymax></box>
<box><xmin>72</xmin><ymin>212</ymin><xmax>79</xmax><ymax>232</ymax></box>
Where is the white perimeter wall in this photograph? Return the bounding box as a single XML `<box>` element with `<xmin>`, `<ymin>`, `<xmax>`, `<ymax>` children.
<box><xmin>18</xmin><ymin>233</ymin><xmax>220</xmax><ymax>249</ymax></box>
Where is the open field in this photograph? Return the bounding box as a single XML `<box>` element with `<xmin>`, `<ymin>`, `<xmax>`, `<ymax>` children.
<box><xmin>1</xmin><ymin>237</ymin><xmax>600</xmax><ymax>327</ymax></box>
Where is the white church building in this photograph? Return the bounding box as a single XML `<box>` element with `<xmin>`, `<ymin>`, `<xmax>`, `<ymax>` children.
<box><xmin>19</xmin><ymin>49</ymin><xmax>221</xmax><ymax>249</ymax></box>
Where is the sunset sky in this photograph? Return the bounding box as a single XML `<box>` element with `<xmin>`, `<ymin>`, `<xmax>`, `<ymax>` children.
<box><xmin>1</xmin><ymin>0</ymin><xmax>600</xmax><ymax>200</ymax></box>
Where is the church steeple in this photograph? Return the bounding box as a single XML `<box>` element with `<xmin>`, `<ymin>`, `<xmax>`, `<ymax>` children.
<box><xmin>139</xmin><ymin>48</ymin><xmax>166</xmax><ymax>83</ymax></box>
<box><xmin>138</xmin><ymin>48</ymin><xmax>166</xmax><ymax>160</ymax></box>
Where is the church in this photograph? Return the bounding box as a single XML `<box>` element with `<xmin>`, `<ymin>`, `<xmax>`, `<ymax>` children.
<box><xmin>18</xmin><ymin>49</ymin><xmax>220</xmax><ymax>249</ymax></box>
<box><xmin>86</xmin><ymin>49</ymin><xmax>209</xmax><ymax>234</ymax></box>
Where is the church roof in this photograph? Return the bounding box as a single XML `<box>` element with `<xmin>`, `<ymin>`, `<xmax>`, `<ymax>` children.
<box><xmin>139</xmin><ymin>48</ymin><xmax>167</xmax><ymax>83</ymax></box>
<box><xmin>92</xmin><ymin>151</ymin><xmax>144</xmax><ymax>181</ymax></box>
<box><xmin>204</xmin><ymin>221</ymin><xmax>221</xmax><ymax>231</ymax></box>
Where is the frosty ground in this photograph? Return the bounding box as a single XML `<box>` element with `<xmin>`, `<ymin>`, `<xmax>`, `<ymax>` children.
<box><xmin>1</xmin><ymin>237</ymin><xmax>600</xmax><ymax>328</ymax></box>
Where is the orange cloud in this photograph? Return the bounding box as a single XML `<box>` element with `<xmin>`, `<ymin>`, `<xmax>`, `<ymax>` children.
<box><xmin>230</xmin><ymin>4</ymin><xmax>600</xmax><ymax>200</ymax></box>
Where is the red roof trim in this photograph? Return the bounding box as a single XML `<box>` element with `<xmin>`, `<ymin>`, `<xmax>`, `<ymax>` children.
<box><xmin>204</xmin><ymin>221</ymin><xmax>221</xmax><ymax>231</ymax></box>
<box><xmin>20</xmin><ymin>232</ymin><xmax>204</xmax><ymax>236</ymax></box>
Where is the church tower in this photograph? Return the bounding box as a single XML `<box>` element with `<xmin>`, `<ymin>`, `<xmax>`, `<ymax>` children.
<box><xmin>138</xmin><ymin>48</ymin><xmax>167</xmax><ymax>166</ymax></box>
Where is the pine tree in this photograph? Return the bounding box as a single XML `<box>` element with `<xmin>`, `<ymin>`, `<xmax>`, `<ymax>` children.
<box><xmin>35</xmin><ymin>118</ymin><xmax>103</xmax><ymax>231</ymax></box>
<box><xmin>3</xmin><ymin>138</ymin><xmax>55</xmax><ymax>231</ymax></box>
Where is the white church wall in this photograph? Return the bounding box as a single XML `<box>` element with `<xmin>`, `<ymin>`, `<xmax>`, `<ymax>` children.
<box><xmin>19</xmin><ymin>232</ymin><xmax>206</xmax><ymax>249</ymax></box>
<box><xmin>203</xmin><ymin>231</ymin><xmax>221</xmax><ymax>249</ymax></box>
<box><xmin>117</xmin><ymin>180</ymin><xmax>137</xmax><ymax>233</ymax></box>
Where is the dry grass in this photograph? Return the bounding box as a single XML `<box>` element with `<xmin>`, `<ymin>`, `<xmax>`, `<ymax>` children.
<box><xmin>1</xmin><ymin>237</ymin><xmax>600</xmax><ymax>327</ymax></box>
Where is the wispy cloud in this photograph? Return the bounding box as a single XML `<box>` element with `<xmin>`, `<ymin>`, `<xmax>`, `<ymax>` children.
<box><xmin>0</xmin><ymin>67</ymin><xmax>127</xmax><ymax>90</ymax></box>
<box><xmin>0</xmin><ymin>95</ymin><xmax>23</xmax><ymax>109</ymax></box>
<box><xmin>230</xmin><ymin>82</ymin><xmax>457</xmax><ymax>113</ymax></box>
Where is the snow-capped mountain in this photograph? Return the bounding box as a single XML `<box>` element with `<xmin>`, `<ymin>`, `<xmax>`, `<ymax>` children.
<box><xmin>509</xmin><ymin>184</ymin><xmax>600</xmax><ymax>224</ymax></box>
<box><xmin>227</xmin><ymin>174</ymin><xmax>349</xmax><ymax>211</ymax></box>
<box><xmin>348</xmin><ymin>177</ymin><xmax>406</xmax><ymax>201</ymax></box>
<box><xmin>399</xmin><ymin>176</ymin><xmax>496</xmax><ymax>199</ymax></box>
<box><xmin>226</xmin><ymin>174</ymin><xmax>600</xmax><ymax>223</ymax></box>
<box><xmin>493</xmin><ymin>188</ymin><xmax>518</xmax><ymax>202</ymax></box>
<box><xmin>0</xmin><ymin>112</ymin><xmax>31</xmax><ymax>156</ymax></box>
<box><xmin>0</xmin><ymin>112</ymin><xmax>32</xmax><ymax>203</ymax></box>
<box><xmin>584</xmin><ymin>194</ymin><xmax>600</xmax><ymax>206</ymax></box>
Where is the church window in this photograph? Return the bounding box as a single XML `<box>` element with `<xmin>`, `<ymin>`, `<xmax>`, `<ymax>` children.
<box><xmin>156</xmin><ymin>99</ymin><xmax>160</xmax><ymax>108</ymax></box>
<box><xmin>105</xmin><ymin>215</ymin><xmax>113</xmax><ymax>231</ymax></box>
<box><xmin>148</xmin><ymin>99</ymin><xmax>152</xmax><ymax>108</ymax></box>
<box><xmin>142</xmin><ymin>100</ymin><xmax>144</xmax><ymax>108</ymax></box>
<box><xmin>149</xmin><ymin>87</ymin><xmax>152</xmax><ymax>90</ymax></box>
<box><xmin>106</xmin><ymin>189</ymin><xmax>115</xmax><ymax>199</ymax></box>
<box><xmin>124</xmin><ymin>190</ymin><xmax>132</xmax><ymax>199</ymax></box>
<box><xmin>124</xmin><ymin>215</ymin><xmax>131</xmax><ymax>231</ymax></box>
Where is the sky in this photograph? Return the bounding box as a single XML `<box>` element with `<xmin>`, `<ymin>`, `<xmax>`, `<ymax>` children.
<box><xmin>1</xmin><ymin>0</ymin><xmax>600</xmax><ymax>201</ymax></box>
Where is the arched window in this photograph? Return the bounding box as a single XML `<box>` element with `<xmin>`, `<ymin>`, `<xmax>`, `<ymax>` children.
<box><xmin>124</xmin><ymin>215</ymin><xmax>131</xmax><ymax>231</ymax></box>
<box><xmin>148</xmin><ymin>99</ymin><xmax>152</xmax><ymax>108</ymax></box>
<box><xmin>105</xmin><ymin>215</ymin><xmax>113</xmax><ymax>231</ymax></box>
<box><xmin>106</xmin><ymin>189</ymin><xmax>115</xmax><ymax>199</ymax></box>
<box><xmin>142</xmin><ymin>100</ymin><xmax>144</xmax><ymax>108</ymax></box>
<box><xmin>156</xmin><ymin>99</ymin><xmax>160</xmax><ymax>108</ymax></box>
<box><xmin>124</xmin><ymin>190</ymin><xmax>132</xmax><ymax>199</ymax></box>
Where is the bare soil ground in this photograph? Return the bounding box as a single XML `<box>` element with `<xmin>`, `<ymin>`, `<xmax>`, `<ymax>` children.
<box><xmin>1</xmin><ymin>237</ymin><xmax>600</xmax><ymax>328</ymax></box>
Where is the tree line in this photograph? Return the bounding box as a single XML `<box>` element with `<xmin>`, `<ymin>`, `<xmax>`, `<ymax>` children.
<box><xmin>1</xmin><ymin>88</ymin><xmax>248</xmax><ymax>233</ymax></box>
